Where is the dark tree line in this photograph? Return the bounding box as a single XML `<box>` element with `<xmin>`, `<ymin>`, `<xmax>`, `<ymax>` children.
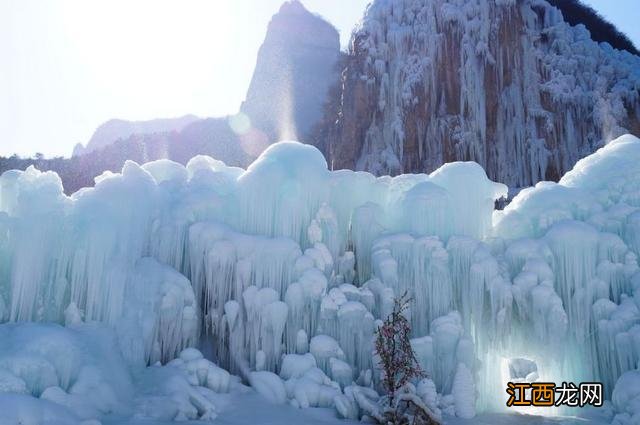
<box><xmin>0</xmin><ymin>135</ymin><xmax>169</xmax><ymax>194</ymax></box>
<box><xmin>547</xmin><ymin>0</ymin><xmax>639</xmax><ymax>55</ymax></box>
<box><xmin>0</xmin><ymin>119</ymin><xmax>249</xmax><ymax>195</ymax></box>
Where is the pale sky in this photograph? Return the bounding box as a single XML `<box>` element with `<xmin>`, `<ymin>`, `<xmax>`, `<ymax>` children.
<box><xmin>0</xmin><ymin>0</ymin><xmax>638</xmax><ymax>158</ymax></box>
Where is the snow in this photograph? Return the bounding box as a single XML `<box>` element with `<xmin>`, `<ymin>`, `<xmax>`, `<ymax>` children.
<box><xmin>280</xmin><ymin>353</ymin><xmax>316</xmax><ymax>380</ymax></box>
<box><xmin>2</xmin><ymin>136</ymin><xmax>640</xmax><ymax>423</ymax></box>
<box><xmin>452</xmin><ymin>363</ymin><xmax>476</xmax><ymax>419</ymax></box>
<box><xmin>0</xmin><ymin>393</ymin><xmax>98</xmax><ymax>425</ymax></box>
<box><xmin>284</xmin><ymin>367</ymin><xmax>341</xmax><ymax>409</ymax></box>
<box><xmin>310</xmin><ymin>335</ymin><xmax>345</xmax><ymax>375</ymax></box>
<box><xmin>248</xmin><ymin>371</ymin><xmax>287</xmax><ymax>405</ymax></box>
<box><xmin>612</xmin><ymin>371</ymin><xmax>640</xmax><ymax>423</ymax></box>
<box><xmin>417</xmin><ymin>378</ymin><xmax>441</xmax><ymax>418</ymax></box>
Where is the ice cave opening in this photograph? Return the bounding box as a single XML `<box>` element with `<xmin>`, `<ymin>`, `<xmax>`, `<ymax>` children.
<box><xmin>507</xmin><ymin>358</ymin><xmax>539</xmax><ymax>383</ymax></box>
<box><xmin>500</xmin><ymin>357</ymin><xmax>551</xmax><ymax>415</ymax></box>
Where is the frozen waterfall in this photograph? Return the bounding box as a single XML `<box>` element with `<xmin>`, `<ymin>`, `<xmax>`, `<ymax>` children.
<box><xmin>2</xmin><ymin>136</ymin><xmax>640</xmax><ymax>422</ymax></box>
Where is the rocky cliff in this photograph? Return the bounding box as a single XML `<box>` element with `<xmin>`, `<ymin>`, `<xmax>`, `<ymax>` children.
<box><xmin>241</xmin><ymin>0</ymin><xmax>340</xmax><ymax>142</ymax></box>
<box><xmin>319</xmin><ymin>0</ymin><xmax>640</xmax><ymax>187</ymax></box>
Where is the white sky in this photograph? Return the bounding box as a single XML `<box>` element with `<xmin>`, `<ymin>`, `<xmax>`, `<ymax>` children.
<box><xmin>0</xmin><ymin>0</ymin><xmax>637</xmax><ymax>158</ymax></box>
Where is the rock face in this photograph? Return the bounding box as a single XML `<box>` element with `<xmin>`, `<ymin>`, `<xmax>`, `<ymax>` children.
<box><xmin>320</xmin><ymin>0</ymin><xmax>640</xmax><ymax>187</ymax></box>
<box><xmin>73</xmin><ymin>115</ymin><xmax>199</xmax><ymax>156</ymax></box>
<box><xmin>241</xmin><ymin>0</ymin><xmax>340</xmax><ymax>143</ymax></box>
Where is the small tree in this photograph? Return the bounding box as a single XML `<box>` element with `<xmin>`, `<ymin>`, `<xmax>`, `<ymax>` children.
<box><xmin>375</xmin><ymin>292</ymin><xmax>440</xmax><ymax>425</ymax></box>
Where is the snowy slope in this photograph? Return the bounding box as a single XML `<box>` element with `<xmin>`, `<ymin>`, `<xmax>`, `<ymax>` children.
<box><xmin>2</xmin><ymin>135</ymin><xmax>640</xmax><ymax>423</ymax></box>
<box><xmin>321</xmin><ymin>0</ymin><xmax>640</xmax><ymax>187</ymax></box>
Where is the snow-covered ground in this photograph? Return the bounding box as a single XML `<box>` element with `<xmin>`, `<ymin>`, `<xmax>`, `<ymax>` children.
<box><xmin>3</xmin><ymin>135</ymin><xmax>640</xmax><ymax>424</ymax></box>
<box><xmin>104</xmin><ymin>401</ymin><xmax>608</xmax><ymax>425</ymax></box>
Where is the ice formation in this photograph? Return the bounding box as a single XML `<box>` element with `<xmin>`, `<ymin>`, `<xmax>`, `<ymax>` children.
<box><xmin>2</xmin><ymin>135</ymin><xmax>640</xmax><ymax>422</ymax></box>
<box><xmin>322</xmin><ymin>0</ymin><xmax>640</xmax><ymax>188</ymax></box>
<box><xmin>0</xmin><ymin>323</ymin><xmax>228</xmax><ymax>423</ymax></box>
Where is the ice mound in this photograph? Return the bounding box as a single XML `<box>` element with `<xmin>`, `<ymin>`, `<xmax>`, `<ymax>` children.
<box><xmin>430</xmin><ymin>162</ymin><xmax>507</xmax><ymax>239</ymax></box>
<box><xmin>1</xmin><ymin>136</ymin><xmax>640</xmax><ymax>421</ymax></box>
<box><xmin>0</xmin><ymin>393</ymin><xmax>98</xmax><ymax>425</ymax></box>
<box><xmin>118</xmin><ymin>257</ymin><xmax>199</xmax><ymax>365</ymax></box>
<box><xmin>612</xmin><ymin>370</ymin><xmax>640</xmax><ymax>425</ymax></box>
<box><xmin>0</xmin><ymin>323</ymin><xmax>132</xmax><ymax>422</ymax></box>
<box><xmin>237</xmin><ymin>141</ymin><xmax>330</xmax><ymax>244</ymax></box>
<box><xmin>0</xmin><ymin>323</ymin><xmax>231</xmax><ymax>423</ymax></box>
<box><xmin>496</xmin><ymin>135</ymin><xmax>640</xmax><ymax>240</ymax></box>
<box><xmin>0</xmin><ymin>323</ymin><xmax>133</xmax><ymax>416</ymax></box>
<box><xmin>136</xmin><ymin>347</ymin><xmax>231</xmax><ymax>421</ymax></box>
<box><xmin>493</xmin><ymin>182</ymin><xmax>599</xmax><ymax>239</ymax></box>
<box><xmin>560</xmin><ymin>134</ymin><xmax>640</xmax><ymax>206</ymax></box>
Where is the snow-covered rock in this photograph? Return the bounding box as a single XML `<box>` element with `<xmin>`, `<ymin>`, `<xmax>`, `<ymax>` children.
<box><xmin>320</xmin><ymin>0</ymin><xmax>640</xmax><ymax>188</ymax></box>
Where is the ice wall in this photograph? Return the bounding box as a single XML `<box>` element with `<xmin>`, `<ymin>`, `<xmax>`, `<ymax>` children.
<box><xmin>2</xmin><ymin>136</ymin><xmax>640</xmax><ymax>420</ymax></box>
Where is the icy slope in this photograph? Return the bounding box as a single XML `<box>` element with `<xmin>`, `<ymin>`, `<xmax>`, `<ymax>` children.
<box><xmin>319</xmin><ymin>0</ymin><xmax>640</xmax><ymax>187</ymax></box>
<box><xmin>1</xmin><ymin>135</ymin><xmax>640</xmax><ymax>423</ymax></box>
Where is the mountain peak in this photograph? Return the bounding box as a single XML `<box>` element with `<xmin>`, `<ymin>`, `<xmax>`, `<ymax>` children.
<box><xmin>240</xmin><ymin>2</ymin><xmax>340</xmax><ymax>144</ymax></box>
<box><xmin>278</xmin><ymin>0</ymin><xmax>308</xmax><ymax>16</ymax></box>
<box><xmin>265</xmin><ymin>0</ymin><xmax>337</xmax><ymax>48</ymax></box>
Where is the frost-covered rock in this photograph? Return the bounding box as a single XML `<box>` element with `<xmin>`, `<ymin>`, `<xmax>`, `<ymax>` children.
<box><xmin>135</xmin><ymin>359</ymin><xmax>220</xmax><ymax>421</ymax></box>
<box><xmin>320</xmin><ymin>0</ymin><xmax>640</xmax><ymax>188</ymax></box>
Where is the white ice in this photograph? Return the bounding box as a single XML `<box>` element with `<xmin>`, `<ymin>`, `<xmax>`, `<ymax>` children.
<box><xmin>1</xmin><ymin>135</ymin><xmax>640</xmax><ymax>424</ymax></box>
